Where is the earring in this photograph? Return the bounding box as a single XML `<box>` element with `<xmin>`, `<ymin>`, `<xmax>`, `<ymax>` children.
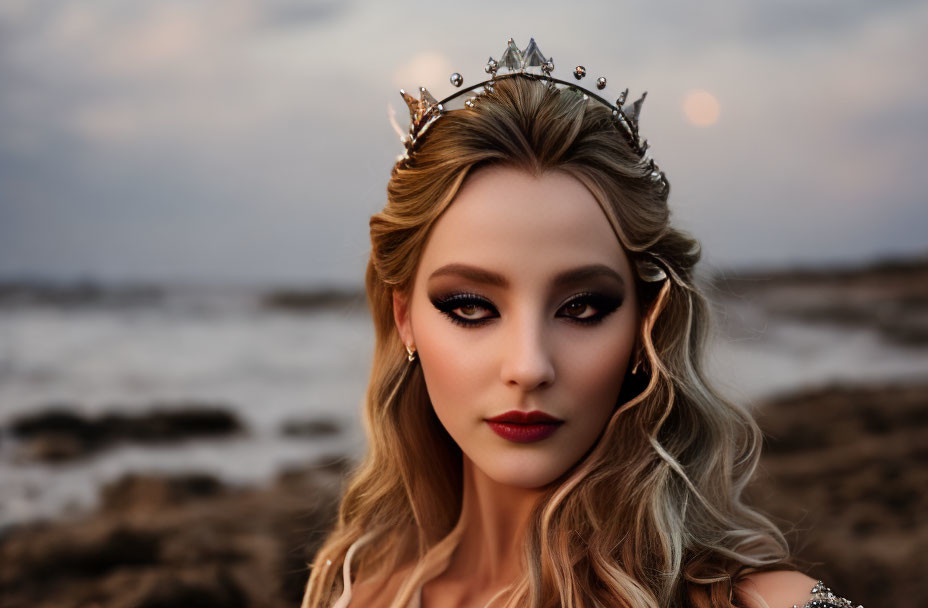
<box><xmin>631</xmin><ymin>355</ymin><xmax>643</xmax><ymax>375</ymax></box>
<box><xmin>406</xmin><ymin>344</ymin><xmax>417</xmax><ymax>362</ymax></box>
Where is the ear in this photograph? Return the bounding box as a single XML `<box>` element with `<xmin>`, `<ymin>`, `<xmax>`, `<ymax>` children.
<box><xmin>392</xmin><ymin>289</ymin><xmax>414</xmax><ymax>348</ymax></box>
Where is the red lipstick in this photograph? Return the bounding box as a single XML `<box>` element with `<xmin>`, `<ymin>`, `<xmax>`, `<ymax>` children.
<box><xmin>485</xmin><ymin>410</ymin><xmax>563</xmax><ymax>443</ymax></box>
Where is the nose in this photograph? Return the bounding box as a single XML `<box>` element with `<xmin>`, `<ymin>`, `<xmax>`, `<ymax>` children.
<box><xmin>499</xmin><ymin>310</ymin><xmax>556</xmax><ymax>391</ymax></box>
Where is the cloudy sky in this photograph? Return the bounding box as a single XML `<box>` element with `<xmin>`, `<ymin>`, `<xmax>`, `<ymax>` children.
<box><xmin>1</xmin><ymin>0</ymin><xmax>926</xmax><ymax>287</ymax></box>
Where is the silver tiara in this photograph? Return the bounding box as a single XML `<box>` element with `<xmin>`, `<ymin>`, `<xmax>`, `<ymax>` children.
<box><xmin>395</xmin><ymin>37</ymin><xmax>669</xmax><ymax>195</ymax></box>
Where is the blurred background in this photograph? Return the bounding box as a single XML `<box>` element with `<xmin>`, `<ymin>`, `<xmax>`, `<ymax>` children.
<box><xmin>0</xmin><ymin>1</ymin><xmax>926</xmax><ymax>607</ymax></box>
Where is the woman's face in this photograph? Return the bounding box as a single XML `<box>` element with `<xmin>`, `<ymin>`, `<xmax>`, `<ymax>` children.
<box><xmin>393</xmin><ymin>165</ymin><xmax>640</xmax><ymax>489</ymax></box>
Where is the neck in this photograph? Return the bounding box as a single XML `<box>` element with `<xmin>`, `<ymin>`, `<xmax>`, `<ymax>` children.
<box><xmin>447</xmin><ymin>455</ymin><xmax>546</xmax><ymax>586</ymax></box>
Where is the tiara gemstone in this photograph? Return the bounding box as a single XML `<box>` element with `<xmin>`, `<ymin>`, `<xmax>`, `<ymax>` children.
<box><xmin>499</xmin><ymin>39</ymin><xmax>523</xmax><ymax>70</ymax></box>
<box><xmin>522</xmin><ymin>38</ymin><xmax>547</xmax><ymax>68</ymax></box>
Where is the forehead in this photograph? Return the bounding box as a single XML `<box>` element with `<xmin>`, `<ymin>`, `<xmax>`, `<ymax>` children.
<box><xmin>417</xmin><ymin>165</ymin><xmax>633</xmax><ymax>286</ymax></box>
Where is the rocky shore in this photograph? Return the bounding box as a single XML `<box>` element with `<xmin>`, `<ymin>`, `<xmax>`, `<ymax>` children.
<box><xmin>0</xmin><ymin>457</ymin><xmax>350</xmax><ymax>608</ymax></box>
<box><xmin>747</xmin><ymin>380</ymin><xmax>927</xmax><ymax>607</ymax></box>
<box><xmin>709</xmin><ymin>253</ymin><xmax>928</xmax><ymax>347</ymax></box>
<box><xmin>1</xmin><ymin>380</ymin><xmax>924</xmax><ymax>607</ymax></box>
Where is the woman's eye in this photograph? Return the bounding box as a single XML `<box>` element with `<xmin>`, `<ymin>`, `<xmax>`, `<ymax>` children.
<box><xmin>430</xmin><ymin>294</ymin><xmax>497</xmax><ymax>327</ymax></box>
<box><xmin>558</xmin><ymin>293</ymin><xmax>622</xmax><ymax>325</ymax></box>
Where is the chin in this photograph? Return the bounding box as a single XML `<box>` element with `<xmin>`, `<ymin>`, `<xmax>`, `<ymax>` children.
<box><xmin>475</xmin><ymin>453</ymin><xmax>578</xmax><ymax>490</ymax></box>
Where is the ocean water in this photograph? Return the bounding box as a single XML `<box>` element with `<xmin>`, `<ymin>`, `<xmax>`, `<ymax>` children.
<box><xmin>0</xmin><ymin>285</ymin><xmax>925</xmax><ymax>530</ymax></box>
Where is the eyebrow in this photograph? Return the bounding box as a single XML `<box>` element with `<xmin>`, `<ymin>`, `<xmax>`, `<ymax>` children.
<box><xmin>427</xmin><ymin>263</ymin><xmax>625</xmax><ymax>289</ymax></box>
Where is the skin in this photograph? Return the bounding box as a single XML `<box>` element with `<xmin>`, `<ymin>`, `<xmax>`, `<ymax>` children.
<box><xmin>391</xmin><ymin>165</ymin><xmax>641</xmax><ymax>606</ymax></box>
<box><xmin>736</xmin><ymin>570</ymin><xmax>822</xmax><ymax>608</ymax></box>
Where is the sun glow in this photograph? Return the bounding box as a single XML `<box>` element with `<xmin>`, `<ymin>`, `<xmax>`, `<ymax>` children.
<box><xmin>682</xmin><ymin>89</ymin><xmax>721</xmax><ymax>127</ymax></box>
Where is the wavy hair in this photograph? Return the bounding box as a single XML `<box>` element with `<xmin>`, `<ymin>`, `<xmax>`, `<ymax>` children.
<box><xmin>301</xmin><ymin>75</ymin><xmax>794</xmax><ymax>608</ymax></box>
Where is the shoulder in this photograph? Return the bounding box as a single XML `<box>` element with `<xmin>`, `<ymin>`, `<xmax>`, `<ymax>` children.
<box><xmin>348</xmin><ymin>561</ymin><xmax>416</xmax><ymax>608</ymax></box>
<box><xmin>733</xmin><ymin>570</ymin><xmax>820</xmax><ymax>608</ymax></box>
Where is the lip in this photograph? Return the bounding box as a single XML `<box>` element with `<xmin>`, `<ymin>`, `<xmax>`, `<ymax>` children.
<box><xmin>485</xmin><ymin>410</ymin><xmax>563</xmax><ymax>424</ymax></box>
<box><xmin>484</xmin><ymin>410</ymin><xmax>563</xmax><ymax>443</ymax></box>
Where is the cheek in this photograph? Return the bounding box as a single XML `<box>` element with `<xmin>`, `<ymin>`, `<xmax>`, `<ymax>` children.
<box><xmin>580</xmin><ymin>329</ymin><xmax>634</xmax><ymax>388</ymax></box>
<box><xmin>560</xmin><ymin>318</ymin><xmax>637</xmax><ymax>419</ymax></box>
<box><xmin>414</xmin><ymin>314</ymin><xmax>489</xmax><ymax>420</ymax></box>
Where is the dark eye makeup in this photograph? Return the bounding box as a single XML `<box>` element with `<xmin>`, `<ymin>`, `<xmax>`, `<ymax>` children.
<box><xmin>428</xmin><ymin>291</ymin><xmax>624</xmax><ymax>328</ymax></box>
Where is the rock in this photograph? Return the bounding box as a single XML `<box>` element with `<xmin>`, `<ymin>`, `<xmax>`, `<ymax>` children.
<box><xmin>280</xmin><ymin>418</ymin><xmax>341</xmax><ymax>438</ymax></box>
<box><xmin>101</xmin><ymin>473</ymin><xmax>226</xmax><ymax>513</ymax></box>
<box><xmin>17</xmin><ymin>433</ymin><xmax>88</xmax><ymax>463</ymax></box>
<box><xmin>7</xmin><ymin>404</ymin><xmax>245</xmax><ymax>463</ymax></box>
<box><xmin>260</xmin><ymin>286</ymin><xmax>364</xmax><ymax>313</ymax></box>
<box><xmin>118</xmin><ymin>567</ymin><xmax>248</xmax><ymax>608</ymax></box>
<box><xmin>0</xmin><ymin>279</ymin><xmax>163</xmax><ymax>309</ymax></box>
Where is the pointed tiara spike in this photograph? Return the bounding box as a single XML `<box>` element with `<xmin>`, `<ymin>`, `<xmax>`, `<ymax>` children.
<box><xmin>399</xmin><ymin>89</ymin><xmax>419</xmax><ymax>121</ymax></box>
<box><xmin>621</xmin><ymin>91</ymin><xmax>647</xmax><ymax>128</ymax></box>
<box><xmin>499</xmin><ymin>38</ymin><xmax>523</xmax><ymax>70</ymax></box>
<box><xmin>419</xmin><ymin>87</ymin><xmax>438</xmax><ymax>107</ymax></box>
<box><xmin>393</xmin><ymin>37</ymin><xmax>667</xmax><ymax>196</ymax></box>
<box><xmin>522</xmin><ymin>38</ymin><xmax>546</xmax><ymax>68</ymax></box>
<box><xmin>630</xmin><ymin>91</ymin><xmax>647</xmax><ymax>122</ymax></box>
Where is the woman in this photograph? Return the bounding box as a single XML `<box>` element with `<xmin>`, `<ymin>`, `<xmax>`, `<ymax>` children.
<box><xmin>301</xmin><ymin>39</ymin><xmax>861</xmax><ymax>608</ymax></box>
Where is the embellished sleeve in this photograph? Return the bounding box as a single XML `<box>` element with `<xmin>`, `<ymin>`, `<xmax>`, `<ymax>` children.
<box><xmin>793</xmin><ymin>580</ymin><xmax>863</xmax><ymax>608</ymax></box>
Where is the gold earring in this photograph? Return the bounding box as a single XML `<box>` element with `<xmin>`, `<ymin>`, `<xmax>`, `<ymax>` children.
<box><xmin>631</xmin><ymin>355</ymin><xmax>643</xmax><ymax>375</ymax></box>
<box><xmin>406</xmin><ymin>344</ymin><xmax>417</xmax><ymax>362</ymax></box>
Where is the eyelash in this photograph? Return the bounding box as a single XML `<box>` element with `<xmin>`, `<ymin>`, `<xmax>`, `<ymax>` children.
<box><xmin>430</xmin><ymin>292</ymin><xmax>623</xmax><ymax>328</ymax></box>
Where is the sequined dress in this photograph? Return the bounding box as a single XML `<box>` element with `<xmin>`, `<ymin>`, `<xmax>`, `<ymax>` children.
<box><xmin>331</xmin><ymin>536</ymin><xmax>862</xmax><ymax>608</ymax></box>
<box><xmin>792</xmin><ymin>580</ymin><xmax>863</xmax><ymax>608</ymax></box>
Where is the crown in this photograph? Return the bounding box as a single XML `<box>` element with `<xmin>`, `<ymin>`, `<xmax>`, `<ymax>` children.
<box><xmin>395</xmin><ymin>37</ymin><xmax>668</xmax><ymax>195</ymax></box>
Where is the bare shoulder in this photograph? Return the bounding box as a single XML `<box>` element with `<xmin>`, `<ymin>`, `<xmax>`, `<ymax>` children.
<box><xmin>734</xmin><ymin>570</ymin><xmax>820</xmax><ymax>608</ymax></box>
<box><xmin>348</xmin><ymin>562</ymin><xmax>416</xmax><ymax>608</ymax></box>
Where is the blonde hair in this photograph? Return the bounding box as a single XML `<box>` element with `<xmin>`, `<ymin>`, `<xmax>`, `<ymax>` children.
<box><xmin>302</xmin><ymin>76</ymin><xmax>793</xmax><ymax>608</ymax></box>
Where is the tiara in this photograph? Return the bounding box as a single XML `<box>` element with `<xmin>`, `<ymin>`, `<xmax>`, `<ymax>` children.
<box><xmin>395</xmin><ymin>37</ymin><xmax>669</xmax><ymax>195</ymax></box>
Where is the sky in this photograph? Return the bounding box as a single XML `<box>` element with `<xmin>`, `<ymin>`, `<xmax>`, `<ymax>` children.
<box><xmin>0</xmin><ymin>0</ymin><xmax>926</xmax><ymax>288</ymax></box>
